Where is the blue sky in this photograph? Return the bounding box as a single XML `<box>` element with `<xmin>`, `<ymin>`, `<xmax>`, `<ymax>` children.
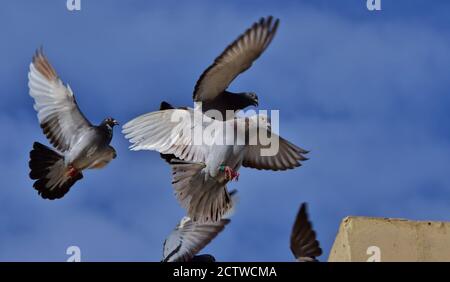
<box><xmin>1</xmin><ymin>0</ymin><xmax>450</xmax><ymax>261</ymax></box>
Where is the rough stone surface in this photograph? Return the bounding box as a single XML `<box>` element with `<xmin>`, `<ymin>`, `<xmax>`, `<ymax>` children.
<box><xmin>328</xmin><ymin>216</ymin><xmax>450</xmax><ymax>262</ymax></box>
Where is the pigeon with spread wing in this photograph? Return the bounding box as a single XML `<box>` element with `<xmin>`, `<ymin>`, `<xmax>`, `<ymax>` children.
<box><xmin>28</xmin><ymin>48</ymin><xmax>118</xmax><ymax>199</ymax></box>
<box><xmin>124</xmin><ymin>16</ymin><xmax>307</xmax><ymax>222</ymax></box>
<box><xmin>159</xmin><ymin>16</ymin><xmax>279</xmax><ymax>163</ymax></box>
<box><xmin>123</xmin><ymin>107</ymin><xmax>307</xmax><ymax>222</ymax></box>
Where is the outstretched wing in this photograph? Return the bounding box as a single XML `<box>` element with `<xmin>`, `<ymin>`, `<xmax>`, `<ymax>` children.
<box><xmin>162</xmin><ymin>217</ymin><xmax>230</xmax><ymax>262</ymax></box>
<box><xmin>193</xmin><ymin>16</ymin><xmax>279</xmax><ymax>102</ymax></box>
<box><xmin>290</xmin><ymin>203</ymin><xmax>322</xmax><ymax>262</ymax></box>
<box><xmin>122</xmin><ymin>109</ymin><xmax>217</xmax><ymax>163</ymax></box>
<box><xmin>243</xmin><ymin>131</ymin><xmax>308</xmax><ymax>171</ymax></box>
<box><xmin>28</xmin><ymin>48</ymin><xmax>92</xmax><ymax>152</ymax></box>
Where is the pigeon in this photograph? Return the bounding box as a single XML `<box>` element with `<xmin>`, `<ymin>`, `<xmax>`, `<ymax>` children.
<box><xmin>290</xmin><ymin>203</ymin><xmax>322</xmax><ymax>262</ymax></box>
<box><xmin>158</xmin><ymin>17</ymin><xmax>278</xmax><ymax>163</ymax></box>
<box><xmin>162</xmin><ymin>216</ymin><xmax>230</xmax><ymax>262</ymax></box>
<box><xmin>28</xmin><ymin>48</ymin><xmax>118</xmax><ymax>200</ymax></box>
<box><xmin>122</xmin><ymin>108</ymin><xmax>308</xmax><ymax>222</ymax></box>
<box><xmin>162</xmin><ymin>190</ymin><xmax>238</xmax><ymax>262</ymax></box>
<box><xmin>161</xmin><ymin>16</ymin><xmax>279</xmax><ymax>122</ymax></box>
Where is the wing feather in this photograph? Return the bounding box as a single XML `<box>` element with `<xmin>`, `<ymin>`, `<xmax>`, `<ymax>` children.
<box><xmin>290</xmin><ymin>203</ymin><xmax>322</xmax><ymax>262</ymax></box>
<box><xmin>28</xmin><ymin>48</ymin><xmax>92</xmax><ymax>152</ymax></box>
<box><xmin>242</xmin><ymin>131</ymin><xmax>308</xmax><ymax>171</ymax></box>
<box><xmin>193</xmin><ymin>16</ymin><xmax>279</xmax><ymax>102</ymax></box>
<box><xmin>163</xmin><ymin>217</ymin><xmax>230</xmax><ymax>262</ymax></box>
<box><xmin>122</xmin><ymin>109</ymin><xmax>216</xmax><ymax>163</ymax></box>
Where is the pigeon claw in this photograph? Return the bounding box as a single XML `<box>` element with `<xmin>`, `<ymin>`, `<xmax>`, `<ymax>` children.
<box><xmin>67</xmin><ymin>165</ymin><xmax>80</xmax><ymax>178</ymax></box>
<box><xmin>219</xmin><ymin>165</ymin><xmax>239</xmax><ymax>181</ymax></box>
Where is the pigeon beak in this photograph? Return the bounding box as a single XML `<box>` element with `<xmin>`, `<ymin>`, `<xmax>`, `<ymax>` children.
<box><xmin>251</xmin><ymin>93</ymin><xmax>259</xmax><ymax>107</ymax></box>
<box><xmin>113</xmin><ymin>119</ymin><xmax>119</xmax><ymax>126</ymax></box>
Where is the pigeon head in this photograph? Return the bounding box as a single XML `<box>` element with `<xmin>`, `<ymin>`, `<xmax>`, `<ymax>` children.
<box><xmin>101</xmin><ymin>117</ymin><xmax>119</xmax><ymax>128</ymax></box>
<box><xmin>244</xmin><ymin>92</ymin><xmax>259</xmax><ymax>107</ymax></box>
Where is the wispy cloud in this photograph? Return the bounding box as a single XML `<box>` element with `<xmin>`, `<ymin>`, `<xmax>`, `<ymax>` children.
<box><xmin>0</xmin><ymin>0</ymin><xmax>449</xmax><ymax>261</ymax></box>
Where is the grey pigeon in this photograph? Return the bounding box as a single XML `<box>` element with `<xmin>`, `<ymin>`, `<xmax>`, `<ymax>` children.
<box><xmin>28</xmin><ymin>48</ymin><xmax>118</xmax><ymax>200</ymax></box>
<box><xmin>123</xmin><ymin>108</ymin><xmax>307</xmax><ymax>222</ymax></box>
<box><xmin>159</xmin><ymin>16</ymin><xmax>278</xmax><ymax>162</ymax></box>
<box><xmin>290</xmin><ymin>203</ymin><xmax>322</xmax><ymax>262</ymax></box>
<box><xmin>162</xmin><ymin>190</ymin><xmax>237</xmax><ymax>262</ymax></box>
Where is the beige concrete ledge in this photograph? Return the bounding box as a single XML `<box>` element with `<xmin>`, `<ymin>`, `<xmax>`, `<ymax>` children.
<box><xmin>328</xmin><ymin>216</ymin><xmax>450</xmax><ymax>262</ymax></box>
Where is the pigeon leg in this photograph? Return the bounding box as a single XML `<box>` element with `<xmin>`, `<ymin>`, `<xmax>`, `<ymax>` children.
<box><xmin>67</xmin><ymin>165</ymin><xmax>80</xmax><ymax>178</ymax></box>
<box><xmin>234</xmin><ymin>170</ymin><xmax>240</xmax><ymax>181</ymax></box>
<box><xmin>225</xmin><ymin>167</ymin><xmax>233</xmax><ymax>180</ymax></box>
<box><xmin>219</xmin><ymin>165</ymin><xmax>231</xmax><ymax>180</ymax></box>
<box><xmin>219</xmin><ymin>165</ymin><xmax>239</xmax><ymax>181</ymax></box>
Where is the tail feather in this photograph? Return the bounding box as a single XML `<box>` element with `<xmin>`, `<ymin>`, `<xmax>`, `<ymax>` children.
<box><xmin>171</xmin><ymin>160</ymin><xmax>233</xmax><ymax>223</ymax></box>
<box><xmin>29</xmin><ymin>142</ymin><xmax>83</xmax><ymax>200</ymax></box>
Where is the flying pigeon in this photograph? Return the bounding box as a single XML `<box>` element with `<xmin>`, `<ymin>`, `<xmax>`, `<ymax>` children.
<box><xmin>158</xmin><ymin>17</ymin><xmax>278</xmax><ymax>163</ymax></box>
<box><xmin>162</xmin><ymin>190</ymin><xmax>238</xmax><ymax>262</ymax></box>
<box><xmin>122</xmin><ymin>108</ymin><xmax>308</xmax><ymax>222</ymax></box>
<box><xmin>290</xmin><ymin>203</ymin><xmax>322</xmax><ymax>262</ymax></box>
<box><xmin>162</xmin><ymin>216</ymin><xmax>230</xmax><ymax>262</ymax></box>
<box><xmin>28</xmin><ymin>48</ymin><xmax>118</xmax><ymax>200</ymax></box>
<box><xmin>161</xmin><ymin>16</ymin><xmax>279</xmax><ymax>121</ymax></box>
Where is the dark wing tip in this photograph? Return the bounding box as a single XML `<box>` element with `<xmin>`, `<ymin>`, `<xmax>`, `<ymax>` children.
<box><xmin>33</xmin><ymin>46</ymin><xmax>46</xmax><ymax>64</ymax></box>
<box><xmin>273</xmin><ymin>17</ymin><xmax>280</xmax><ymax>31</ymax></box>
<box><xmin>290</xmin><ymin>202</ymin><xmax>323</xmax><ymax>261</ymax></box>
<box><xmin>222</xmin><ymin>218</ymin><xmax>231</xmax><ymax>225</ymax></box>
<box><xmin>32</xmin><ymin>46</ymin><xmax>43</xmax><ymax>63</ymax></box>
<box><xmin>160</xmin><ymin>101</ymin><xmax>174</xmax><ymax>110</ymax></box>
<box><xmin>160</xmin><ymin>153</ymin><xmax>178</xmax><ymax>164</ymax></box>
<box><xmin>300</xmin><ymin>202</ymin><xmax>308</xmax><ymax>215</ymax></box>
<box><xmin>31</xmin><ymin>46</ymin><xmax>58</xmax><ymax>80</ymax></box>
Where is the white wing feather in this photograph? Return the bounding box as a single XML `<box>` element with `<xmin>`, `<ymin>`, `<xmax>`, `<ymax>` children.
<box><xmin>122</xmin><ymin>109</ymin><xmax>219</xmax><ymax>163</ymax></box>
<box><xmin>28</xmin><ymin>49</ymin><xmax>92</xmax><ymax>152</ymax></box>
